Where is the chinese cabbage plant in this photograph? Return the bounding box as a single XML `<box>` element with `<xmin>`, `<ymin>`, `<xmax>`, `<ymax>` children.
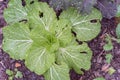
<box><xmin>2</xmin><ymin>0</ymin><xmax>102</xmax><ymax>80</ymax></box>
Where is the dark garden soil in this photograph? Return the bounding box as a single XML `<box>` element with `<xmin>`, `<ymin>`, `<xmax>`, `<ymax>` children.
<box><xmin>0</xmin><ymin>0</ymin><xmax>120</xmax><ymax>80</ymax></box>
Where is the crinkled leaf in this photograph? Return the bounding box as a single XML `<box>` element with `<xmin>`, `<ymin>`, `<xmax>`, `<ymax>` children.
<box><xmin>60</xmin><ymin>8</ymin><xmax>101</xmax><ymax>41</ymax></box>
<box><xmin>4</xmin><ymin>0</ymin><xmax>27</xmax><ymax>24</ymax></box>
<box><xmin>25</xmin><ymin>46</ymin><xmax>55</xmax><ymax>74</ymax></box>
<box><xmin>44</xmin><ymin>63</ymin><xmax>70</xmax><ymax>80</ymax></box>
<box><xmin>2</xmin><ymin>23</ymin><xmax>32</xmax><ymax>59</ymax></box>
<box><xmin>56</xmin><ymin>41</ymin><xmax>92</xmax><ymax>74</ymax></box>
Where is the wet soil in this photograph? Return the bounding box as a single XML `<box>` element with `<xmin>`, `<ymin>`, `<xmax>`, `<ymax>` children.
<box><xmin>0</xmin><ymin>0</ymin><xmax>120</xmax><ymax>80</ymax></box>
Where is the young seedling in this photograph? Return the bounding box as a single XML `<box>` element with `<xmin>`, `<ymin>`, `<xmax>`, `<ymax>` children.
<box><xmin>103</xmin><ymin>34</ymin><xmax>113</xmax><ymax>51</ymax></box>
<box><xmin>14</xmin><ymin>68</ymin><xmax>23</xmax><ymax>78</ymax></box>
<box><xmin>105</xmin><ymin>53</ymin><xmax>113</xmax><ymax>64</ymax></box>
<box><xmin>108</xmin><ymin>67</ymin><xmax>116</xmax><ymax>75</ymax></box>
<box><xmin>6</xmin><ymin>69</ymin><xmax>14</xmax><ymax>80</ymax></box>
<box><xmin>6</xmin><ymin>68</ymin><xmax>23</xmax><ymax>80</ymax></box>
<box><xmin>105</xmin><ymin>54</ymin><xmax>116</xmax><ymax>75</ymax></box>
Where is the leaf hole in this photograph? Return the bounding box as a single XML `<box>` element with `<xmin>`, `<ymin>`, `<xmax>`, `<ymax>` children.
<box><xmin>62</xmin><ymin>25</ymin><xmax>68</xmax><ymax>30</ymax></box>
<box><xmin>80</xmin><ymin>51</ymin><xmax>87</xmax><ymax>54</ymax></box>
<box><xmin>21</xmin><ymin>0</ymin><xmax>26</xmax><ymax>7</ymax></box>
<box><xmin>38</xmin><ymin>0</ymin><xmax>41</xmax><ymax>2</ymax></box>
<box><xmin>72</xmin><ymin>31</ymin><xmax>76</xmax><ymax>37</ymax></box>
<box><xmin>62</xmin><ymin>27</ymin><xmax>65</xmax><ymax>30</ymax></box>
<box><xmin>56</xmin><ymin>9</ymin><xmax>62</xmax><ymax>20</ymax></box>
<box><xmin>30</xmin><ymin>1</ymin><xmax>34</xmax><ymax>4</ymax></box>
<box><xmin>76</xmin><ymin>39</ymin><xmax>83</xmax><ymax>45</ymax></box>
<box><xmin>39</xmin><ymin>11</ymin><xmax>44</xmax><ymax>18</ymax></box>
<box><xmin>81</xmin><ymin>68</ymin><xmax>85</xmax><ymax>73</ymax></box>
<box><xmin>55</xmin><ymin>31</ymin><xmax>57</xmax><ymax>34</ymax></box>
<box><xmin>90</xmin><ymin>19</ymin><xmax>98</xmax><ymax>23</ymax></box>
<box><xmin>19</xmin><ymin>19</ymin><xmax>27</xmax><ymax>23</ymax></box>
<box><xmin>29</xmin><ymin>27</ymin><xmax>33</xmax><ymax>31</ymax></box>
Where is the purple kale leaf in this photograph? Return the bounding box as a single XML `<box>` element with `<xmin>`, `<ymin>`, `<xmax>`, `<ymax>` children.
<box><xmin>80</xmin><ymin>0</ymin><xmax>97</xmax><ymax>14</ymax></box>
<box><xmin>49</xmin><ymin>0</ymin><xmax>97</xmax><ymax>14</ymax></box>
<box><xmin>95</xmin><ymin>0</ymin><xmax>117</xmax><ymax>19</ymax></box>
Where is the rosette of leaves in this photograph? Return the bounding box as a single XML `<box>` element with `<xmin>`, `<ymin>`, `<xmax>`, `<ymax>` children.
<box><xmin>2</xmin><ymin>0</ymin><xmax>101</xmax><ymax>80</ymax></box>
